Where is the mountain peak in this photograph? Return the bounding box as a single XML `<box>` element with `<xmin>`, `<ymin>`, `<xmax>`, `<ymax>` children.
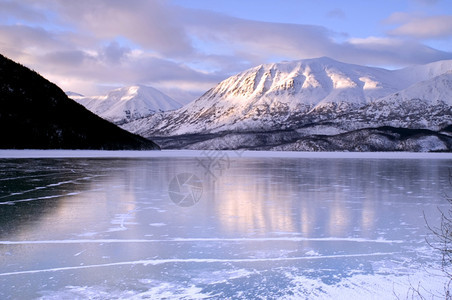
<box><xmin>303</xmin><ymin>56</ymin><xmax>339</xmax><ymax>64</ymax></box>
<box><xmin>73</xmin><ymin>84</ymin><xmax>182</xmax><ymax>125</ymax></box>
<box><xmin>124</xmin><ymin>57</ymin><xmax>452</xmax><ymax>139</ymax></box>
<box><xmin>199</xmin><ymin>57</ymin><xmax>452</xmax><ymax>110</ymax></box>
<box><xmin>200</xmin><ymin>56</ymin><xmax>399</xmax><ymax>107</ymax></box>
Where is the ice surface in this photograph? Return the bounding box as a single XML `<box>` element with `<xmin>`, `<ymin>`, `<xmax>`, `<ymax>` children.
<box><xmin>0</xmin><ymin>153</ymin><xmax>451</xmax><ymax>298</ymax></box>
<box><xmin>1</xmin><ymin>149</ymin><xmax>451</xmax><ymax>159</ymax></box>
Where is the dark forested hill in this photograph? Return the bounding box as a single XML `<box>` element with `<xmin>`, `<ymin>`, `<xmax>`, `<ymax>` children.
<box><xmin>0</xmin><ymin>54</ymin><xmax>159</xmax><ymax>150</ymax></box>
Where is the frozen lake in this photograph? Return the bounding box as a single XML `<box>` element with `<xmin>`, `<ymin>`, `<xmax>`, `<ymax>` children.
<box><xmin>0</xmin><ymin>151</ymin><xmax>451</xmax><ymax>299</ymax></box>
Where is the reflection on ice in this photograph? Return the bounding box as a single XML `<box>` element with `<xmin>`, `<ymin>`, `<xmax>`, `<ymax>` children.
<box><xmin>0</xmin><ymin>155</ymin><xmax>451</xmax><ymax>299</ymax></box>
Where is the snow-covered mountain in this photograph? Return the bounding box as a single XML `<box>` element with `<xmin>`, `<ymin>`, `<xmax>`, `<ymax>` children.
<box><xmin>122</xmin><ymin>57</ymin><xmax>452</xmax><ymax>151</ymax></box>
<box><xmin>69</xmin><ymin>85</ymin><xmax>182</xmax><ymax>125</ymax></box>
<box><xmin>0</xmin><ymin>54</ymin><xmax>159</xmax><ymax>150</ymax></box>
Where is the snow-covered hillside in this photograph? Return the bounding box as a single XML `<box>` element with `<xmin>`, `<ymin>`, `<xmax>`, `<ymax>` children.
<box><xmin>377</xmin><ymin>71</ymin><xmax>452</xmax><ymax>106</ymax></box>
<box><xmin>69</xmin><ymin>85</ymin><xmax>182</xmax><ymax>125</ymax></box>
<box><xmin>123</xmin><ymin>57</ymin><xmax>452</xmax><ymax>145</ymax></box>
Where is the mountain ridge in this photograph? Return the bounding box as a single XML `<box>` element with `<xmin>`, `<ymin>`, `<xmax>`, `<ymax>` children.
<box><xmin>70</xmin><ymin>84</ymin><xmax>182</xmax><ymax>125</ymax></box>
<box><xmin>124</xmin><ymin>57</ymin><xmax>451</xmax><ymax>134</ymax></box>
<box><xmin>0</xmin><ymin>54</ymin><xmax>160</xmax><ymax>150</ymax></box>
<box><xmin>121</xmin><ymin>57</ymin><xmax>452</xmax><ymax>151</ymax></box>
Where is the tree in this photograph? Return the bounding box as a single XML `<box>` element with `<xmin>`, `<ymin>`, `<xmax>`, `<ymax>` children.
<box><xmin>426</xmin><ymin>168</ymin><xmax>452</xmax><ymax>299</ymax></box>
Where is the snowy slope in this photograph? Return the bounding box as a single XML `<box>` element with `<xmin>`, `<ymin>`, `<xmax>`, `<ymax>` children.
<box><xmin>65</xmin><ymin>91</ymin><xmax>84</xmax><ymax>98</ymax></box>
<box><xmin>70</xmin><ymin>85</ymin><xmax>182</xmax><ymax>125</ymax></box>
<box><xmin>200</xmin><ymin>56</ymin><xmax>401</xmax><ymax>106</ymax></box>
<box><xmin>394</xmin><ymin>60</ymin><xmax>452</xmax><ymax>86</ymax></box>
<box><xmin>124</xmin><ymin>57</ymin><xmax>452</xmax><ymax>140</ymax></box>
<box><xmin>377</xmin><ymin>71</ymin><xmax>452</xmax><ymax>105</ymax></box>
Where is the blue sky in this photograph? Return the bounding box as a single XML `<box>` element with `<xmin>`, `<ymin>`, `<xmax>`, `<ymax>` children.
<box><xmin>0</xmin><ymin>0</ymin><xmax>451</xmax><ymax>102</ymax></box>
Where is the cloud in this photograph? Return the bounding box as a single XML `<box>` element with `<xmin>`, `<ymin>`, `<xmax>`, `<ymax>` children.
<box><xmin>411</xmin><ymin>0</ymin><xmax>440</xmax><ymax>5</ymax></box>
<box><xmin>0</xmin><ymin>1</ymin><xmax>48</xmax><ymax>23</ymax></box>
<box><xmin>186</xmin><ymin>13</ymin><xmax>336</xmax><ymax>61</ymax></box>
<box><xmin>1</xmin><ymin>0</ymin><xmax>451</xmax><ymax>101</ymax></box>
<box><xmin>386</xmin><ymin>13</ymin><xmax>452</xmax><ymax>39</ymax></box>
<box><xmin>344</xmin><ymin>36</ymin><xmax>452</xmax><ymax>65</ymax></box>
<box><xmin>33</xmin><ymin>47</ymin><xmax>222</xmax><ymax>98</ymax></box>
<box><xmin>0</xmin><ymin>24</ymin><xmax>73</xmax><ymax>63</ymax></box>
<box><xmin>44</xmin><ymin>0</ymin><xmax>195</xmax><ymax>57</ymax></box>
<box><xmin>101</xmin><ymin>41</ymin><xmax>131</xmax><ymax>64</ymax></box>
<box><xmin>183</xmin><ymin>10</ymin><xmax>451</xmax><ymax>67</ymax></box>
<box><xmin>42</xmin><ymin>50</ymin><xmax>89</xmax><ymax>67</ymax></box>
<box><xmin>326</xmin><ymin>8</ymin><xmax>346</xmax><ymax>19</ymax></box>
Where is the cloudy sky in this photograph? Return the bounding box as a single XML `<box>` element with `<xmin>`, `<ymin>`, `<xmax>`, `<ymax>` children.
<box><xmin>1</xmin><ymin>0</ymin><xmax>451</xmax><ymax>102</ymax></box>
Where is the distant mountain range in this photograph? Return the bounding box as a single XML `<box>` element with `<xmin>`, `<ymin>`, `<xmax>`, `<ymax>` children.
<box><xmin>0</xmin><ymin>54</ymin><xmax>159</xmax><ymax>150</ymax></box>
<box><xmin>4</xmin><ymin>52</ymin><xmax>450</xmax><ymax>152</ymax></box>
<box><xmin>121</xmin><ymin>57</ymin><xmax>452</xmax><ymax>152</ymax></box>
<box><xmin>68</xmin><ymin>85</ymin><xmax>182</xmax><ymax>125</ymax></box>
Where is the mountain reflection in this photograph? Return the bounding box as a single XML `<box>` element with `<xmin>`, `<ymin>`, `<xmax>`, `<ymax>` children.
<box><xmin>203</xmin><ymin>158</ymin><xmax>445</xmax><ymax>239</ymax></box>
<box><xmin>0</xmin><ymin>156</ymin><xmax>447</xmax><ymax>243</ymax></box>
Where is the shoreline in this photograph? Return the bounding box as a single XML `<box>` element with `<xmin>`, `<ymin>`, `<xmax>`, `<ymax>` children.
<box><xmin>0</xmin><ymin>149</ymin><xmax>451</xmax><ymax>159</ymax></box>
